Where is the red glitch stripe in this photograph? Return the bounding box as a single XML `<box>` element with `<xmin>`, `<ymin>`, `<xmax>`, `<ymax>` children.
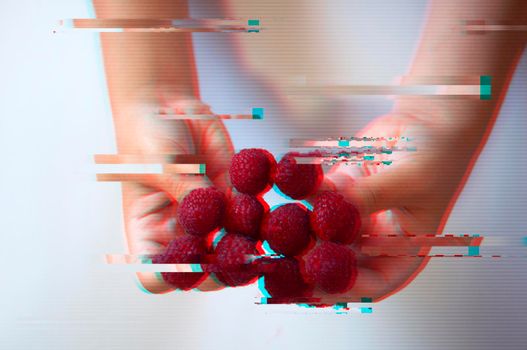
<box><xmin>163</xmin><ymin>164</ymin><xmax>205</xmax><ymax>174</ymax></box>
<box><xmin>361</xmin><ymin>254</ymin><xmax>502</xmax><ymax>258</ymax></box>
<box><xmin>96</xmin><ymin>173</ymin><xmax>205</xmax><ymax>182</ymax></box>
<box><xmin>94</xmin><ymin>154</ymin><xmax>205</xmax><ymax>164</ymax></box>
<box><xmin>158</xmin><ymin>113</ymin><xmax>254</xmax><ymax>120</ymax></box>
<box><xmin>361</xmin><ymin>235</ymin><xmax>481</xmax><ymax>247</ymax></box>
<box><xmin>70</xmin><ymin>18</ymin><xmax>250</xmax><ymax>29</ymax></box>
<box><xmin>398</xmin><ymin>75</ymin><xmax>482</xmax><ymax>85</ymax></box>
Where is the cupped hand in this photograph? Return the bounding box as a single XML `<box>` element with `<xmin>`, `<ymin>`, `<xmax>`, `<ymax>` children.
<box><xmin>308</xmin><ymin>111</ymin><xmax>482</xmax><ymax>303</ymax></box>
<box><xmin>120</xmin><ymin>98</ymin><xmax>234</xmax><ymax>293</ymax></box>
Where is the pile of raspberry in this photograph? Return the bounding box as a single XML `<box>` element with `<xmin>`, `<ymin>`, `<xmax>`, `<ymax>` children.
<box><xmin>152</xmin><ymin>148</ymin><xmax>361</xmax><ymax>304</ymax></box>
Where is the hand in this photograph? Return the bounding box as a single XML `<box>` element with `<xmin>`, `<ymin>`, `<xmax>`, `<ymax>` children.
<box><xmin>120</xmin><ymin>98</ymin><xmax>234</xmax><ymax>293</ymax></box>
<box><xmin>308</xmin><ymin>110</ymin><xmax>483</xmax><ymax>303</ymax></box>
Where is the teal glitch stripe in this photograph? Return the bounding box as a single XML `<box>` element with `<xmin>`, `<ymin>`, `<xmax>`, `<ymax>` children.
<box><xmin>248</xmin><ymin>19</ymin><xmax>260</xmax><ymax>33</ymax></box>
<box><xmin>468</xmin><ymin>246</ymin><xmax>480</xmax><ymax>256</ymax></box>
<box><xmin>252</xmin><ymin>107</ymin><xmax>264</xmax><ymax>119</ymax></box>
<box><xmin>480</xmin><ymin>75</ymin><xmax>492</xmax><ymax>100</ymax></box>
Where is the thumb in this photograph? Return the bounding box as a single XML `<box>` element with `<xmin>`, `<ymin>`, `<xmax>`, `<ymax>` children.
<box><xmin>327</xmin><ymin>158</ymin><xmax>427</xmax><ymax>215</ymax></box>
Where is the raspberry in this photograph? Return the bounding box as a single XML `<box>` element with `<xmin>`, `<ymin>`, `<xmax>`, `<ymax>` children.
<box><xmin>303</xmin><ymin>241</ymin><xmax>358</xmax><ymax>294</ymax></box>
<box><xmin>177</xmin><ymin>187</ymin><xmax>226</xmax><ymax>237</ymax></box>
<box><xmin>262</xmin><ymin>203</ymin><xmax>312</xmax><ymax>256</ymax></box>
<box><xmin>274</xmin><ymin>152</ymin><xmax>323</xmax><ymax>199</ymax></box>
<box><xmin>152</xmin><ymin>235</ymin><xmax>208</xmax><ymax>290</ymax></box>
<box><xmin>209</xmin><ymin>233</ymin><xmax>259</xmax><ymax>287</ymax></box>
<box><xmin>223</xmin><ymin>193</ymin><xmax>265</xmax><ymax>240</ymax></box>
<box><xmin>258</xmin><ymin>257</ymin><xmax>313</xmax><ymax>299</ymax></box>
<box><xmin>229</xmin><ymin>148</ymin><xmax>275</xmax><ymax>195</ymax></box>
<box><xmin>310</xmin><ymin>191</ymin><xmax>361</xmax><ymax>244</ymax></box>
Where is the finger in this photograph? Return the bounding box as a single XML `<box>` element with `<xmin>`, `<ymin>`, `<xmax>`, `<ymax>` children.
<box><xmin>136</xmin><ymin>272</ymin><xmax>174</xmax><ymax>294</ymax></box>
<box><xmin>195</xmin><ymin>276</ymin><xmax>225</xmax><ymax>292</ymax></box>
<box><xmin>335</xmin><ymin>156</ymin><xmax>434</xmax><ymax>216</ymax></box>
<box><xmin>129</xmin><ymin>214</ymin><xmax>178</xmax><ymax>248</ymax></box>
<box><xmin>186</xmin><ymin>120</ymin><xmax>234</xmax><ymax>192</ymax></box>
<box><xmin>128</xmin><ymin>240</ymin><xmax>175</xmax><ymax>294</ymax></box>
<box><xmin>130</xmin><ymin>191</ymin><xmax>173</xmax><ymax>219</ymax></box>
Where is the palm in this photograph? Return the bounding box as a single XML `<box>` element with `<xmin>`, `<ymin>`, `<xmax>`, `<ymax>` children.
<box><xmin>311</xmin><ymin>114</ymin><xmax>447</xmax><ymax>303</ymax></box>
<box><xmin>121</xmin><ymin>98</ymin><xmax>235</xmax><ymax>293</ymax></box>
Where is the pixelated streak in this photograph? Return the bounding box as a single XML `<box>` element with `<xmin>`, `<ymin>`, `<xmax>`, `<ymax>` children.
<box><xmin>465</xmin><ymin>21</ymin><xmax>527</xmax><ymax>32</ymax></box>
<box><xmin>288</xmin><ymin>144</ymin><xmax>414</xmax><ymax>154</ymax></box>
<box><xmin>474</xmin><ymin>236</ymin><xmax>527</xmax><ymax>247</ymax></box>
<box><xmin>156</xmin><ymin>107</ymin><xmax>263</xmax><ymax>120</ymax></box>
<box><xmin>258</xmin><ymin>297</ymin><xmax>319</xmax><ymax>304</ymax></box>
<box><xmin>251</xmin><ymin>107</ymin><xmax>264</xmax><ymax>119</ymax></box>
<box><xmin>480</xmin><ymin>75</ymin><xmax>492</xmax><ymax>100</ymax></box>
<box><xmin>293</xmin><ymin>157</ymin><xmax>392</xmax><ymax>166</ymax></box>
<box><xmin>56</xmin><ymin>18</ymin><xmax>261</xmax><ymax>33</ymax></box>
<box><xmin>397</xmin><ymin>75</ymin><xmax>483</xmax><ymax>85</ymax></box>
<box><xmin>359</xmin><ymin>255</ymin><xmax>526</xmax><ymax>258</ymax></box>
<box><xmin>258</xmin><ymin>297</ymin><xmax>375</xmax><ymax>313</ymax></box>
<box><xmin>361</xmin><ymin>234</ymin><xmax>484</xmax><ymax>257</ymax></box>
<box><xmin>158</xmin><ymin>114</ymin><xmax>254</xmax><ymax>120</ymax></box>
<box><xmin>289</xmin><ymin>136</ymin><xmax>413</xmax><ymax>146</ymax></box>
<box><xmin>107</xmin><ymin>254</ymin><xmax>267</xmax><ymax>265</ymax></box>
<box><xmin>163</xmin><ymin>164</ymin><xmax>206</xmax><ymax>175</ymax></box>
<box><xmin>94</xmin><ymin>154</ymin><xmax>206</xmax><ymax>164</ymax></box>
<box><xmin>286</xmin><ymin>84</ymin><xmax>481</xmax><ymax>96</ymax></box>
<box><xmin>108</xmin><ymin>264</ymin><xmax>203</xmax><ymax>273</ymax></box>
<box><xmin>360</xmin><ymin>235</ymin><xmax>483</xmax><ymax>247</ymax></box>
<box><xmin>97</xmin><ymin>174</ymin><xmax>156</xmax><ymax>182</ymax></box>
<box><xmin>95</xmin><ymin>165</ymin><xmax>204</xmax><ymax>179</ymax></box>
<box><xmin>96</xmin><ymin>164</ymin><xmax>163</xmax><ymax>175</ymax></box>
<box><xmin>106</xmin><ymin>255</ymin><xmax>205</xmax><ymax>272</ymax></box>
<box><xmin>96</xmin><ymin>172</ymin><xmax>205</xmax><ymax>182</ymax></box>
<box><xmin>468</xmin><ymin>246</ymin><xmax>480</xmax><ymax>256</ymax></box>
<box><xmin>95</xmin><ymin>156</ymin><xmax>206</xmax><ymax>178</ymax></box>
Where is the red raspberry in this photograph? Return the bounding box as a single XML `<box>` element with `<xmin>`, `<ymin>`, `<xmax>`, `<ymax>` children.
<box><xmin>177</xmin><ymin>187</ymin><xmax>226</xmax><ymax>237</ymax></box>
<box><xmin>310</xmin><ymin>191</ymin><xmax>361</xmax><ymax>244</ymax></box>
<box><xmin>262</xmin><ymin>203</ymin><xmax>312</xmax><ymax>256</ymax></box>
<box><xmin>303</xmin><ymin>241</ymin><xmax>358</xmax><ymax>294</ymax></box>
<box><xmin>152</xmin><ymin>235</ymin><xmax>208</xmax><ymax>290</ymax></box>
<box><xmin>229</xmin><ymin>148</ymin><xmax>276</xmax><ymax>195</ymax></box>
<box><xmin>274</xmin><ymin>152</ymin><xmax>323</xmax><ymax>199</ymax></box>
<box><xmin>258</xmin><ymin>257</ymin><xmax>313</xmax><ymax>299</ymax></box>
<box><xmin>224</xmin><ymin>193</ymin><xmax>265</xmax><ymax>240</ymax></box>
<box><xmin>209</xmin><ymin>233</ymin><xmax>259</xmax><ymax>287</ymax></box>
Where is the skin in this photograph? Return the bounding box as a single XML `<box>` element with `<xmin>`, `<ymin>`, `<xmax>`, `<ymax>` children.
<box><xmin>94</xmin><ymin>0</ymin><xmax>233</xmax><ymax>293</ymax></box>
<box><xmin>94</xmin><ymin>0</ymin><xmax>526</xmax><ymax>301</ymax></box>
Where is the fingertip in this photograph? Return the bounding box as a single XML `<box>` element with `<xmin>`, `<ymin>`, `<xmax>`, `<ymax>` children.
<box><xmin>135</xmin><ymin>272</ymin><xmax>175</xmax><ymax>294</ymax></box>
<box><xmin>195</xmin><ymin>275</ymin><xmax>225</xmax><ymax>292</ymax></box>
